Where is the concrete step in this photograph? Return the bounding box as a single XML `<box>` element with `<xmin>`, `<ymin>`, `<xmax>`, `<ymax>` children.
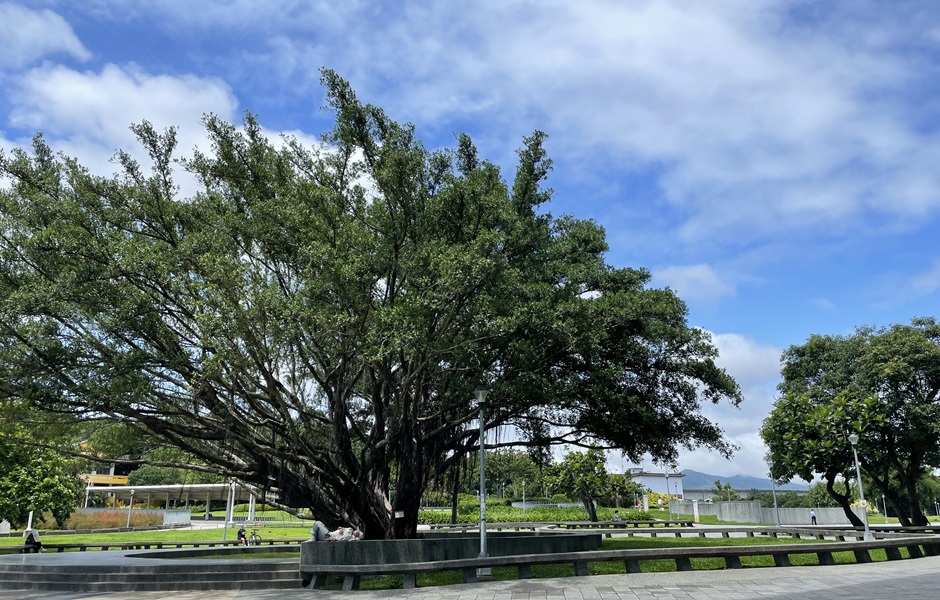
<box><xmin>0</xmin><ymin>562</ymin><xmax>296</xmax><ymax>574</ymax></box>
<box><xmin>0</xmin><ymin>569</ymin><xmax>297</xmax><ymax>582</ymax></box>
<box><xmin>0</xmin><ymin>579</ymin><xmax>300</xmax><ymax>592</ymax></box>
<box><xmin>0</xmin><ymin>561</ymin><xmax>300</xmax><ymax>592</ymax></box>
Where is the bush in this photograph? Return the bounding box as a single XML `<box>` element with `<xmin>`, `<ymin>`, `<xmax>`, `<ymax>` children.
<box><xmin>417</xmin><ymin>505</ymin><xmax>654</xmax><ymax>524</ymax></box>
<box><xmin>65</xmin><ymin>510</ymin><xmax>163</xmax><ymax>529</ymax></box>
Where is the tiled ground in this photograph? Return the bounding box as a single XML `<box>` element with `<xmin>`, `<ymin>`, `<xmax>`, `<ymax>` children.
<box><xmin>2</xmin><ymin>555</ymin><xmax>938</xmax><ymax>600</ymax></box>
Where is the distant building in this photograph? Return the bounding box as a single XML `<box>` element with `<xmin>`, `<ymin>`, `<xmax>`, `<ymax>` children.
<box><xmin>80</xmin><ymin>462</ymin><xmax>136</xmax><ymax>487</ymax></box>
<box><xmin>627</xmin><ymin>468</ymin><xmax>684</xmax><ymax>499</ymax></box>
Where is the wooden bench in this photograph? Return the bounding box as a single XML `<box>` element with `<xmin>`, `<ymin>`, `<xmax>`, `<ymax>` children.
<box><xmin>300</xmin><ymin>536</ymin><xmax>940</xmax><ymax>591</ymax></box>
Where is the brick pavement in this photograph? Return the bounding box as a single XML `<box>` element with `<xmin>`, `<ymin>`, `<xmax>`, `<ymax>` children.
<box><xmin>2</xmin><ymin>554</ymin><xmax>938</xmax><ymax>600</ymax></box>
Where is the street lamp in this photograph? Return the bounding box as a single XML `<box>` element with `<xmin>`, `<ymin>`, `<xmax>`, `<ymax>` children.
<box><xmin>474</xmin><ymin>384</ymin><xmax>490</xmax><ymax>574</ymax></box>
<box><xmin>847</xmin><ymin>434</ymin><xmax>874</xmax><ymax>541</ymax></box>
<box><xmin>882</xmin><ymin>494</ymin><xmax>888</xmax><ymax>524</ymax></box>
<box><xmin>522</xmin><ymin>481</ymin><xmax>526</xmax><ymax>519</ymax></box>
<box><xmin>126</xmin><ymin>489</ymin><xmax>135</xmax><ymax>528</ymax></box>
<box><xmin>664</xmin><ymin>472</ymin><xmax>671</xmax><ymax>520</ymax></box>
<box><xmin>767</xmin><ymin>459</ymin><xmax>780</xmax><ymax>526</ymax></box>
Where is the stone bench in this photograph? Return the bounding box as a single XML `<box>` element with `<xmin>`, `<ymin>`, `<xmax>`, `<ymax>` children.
<box><xmin>557</xmin><ymin>520</ymin><xmax>694</xmax><ymax>529</ymax></box>
<box><xmin>300</xmin><ymin>535</ymin><xmax>940</xmax><ymax>591</ymax></box>
<box><xmin>0</xmin><ymin>537</ymin><xmax>306</xmax><ymax>554</ymax></box>
<box><xmin>427</xmin><ymin>522</ymin><xmax>550</xmax><ymax>531</ymax></box>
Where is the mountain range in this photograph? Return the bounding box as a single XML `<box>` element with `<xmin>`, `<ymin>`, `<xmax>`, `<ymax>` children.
<box><xmin>680</xmin><ymin>469</ymin><xmax>810</xmax><ymax>491</ymax></box>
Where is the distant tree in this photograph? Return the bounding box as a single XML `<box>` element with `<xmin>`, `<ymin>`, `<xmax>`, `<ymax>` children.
<box><xmin>607</xmin><ymin>474</ymin><xmax>644</xmax><ymax>508</ymax></box>
<box><xmin>763</xmin><ymin>319</ymin><xmax>940</xmax><ymax>526</ymax></box>
<box><xmin>761</xmin><ymin>393</ymin><xmax>868</xmax><ymax>526</ymax></box>
<box><xmin>0</xmin><ymin>445</ymin><xmax>79</xmax><ymax>528</ymax></box>
<box><xmin>805</xmin><ymin>480</ymin><xmax>851</xmax><ymax>508</ymax></box>
<box><xmin>712</xmin><ymin>480</ymin><xmax>738</xmax><ymax>502</ymax></box>
<box><xmin>546</xmin><ymin>448</ymin><xmax>610</xmax><ymax>521</ymax></box>
<box><xmin>482</xmin><ymin>450</ymin><xmax>539</xmax><ymax>499</ymax></box>
<box><xmin>0</xmin><ymin>401</ymin><xmax>81</xmax><ymax>528</ymax></box>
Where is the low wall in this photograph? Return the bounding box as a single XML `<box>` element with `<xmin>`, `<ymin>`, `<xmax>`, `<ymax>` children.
<box><xmin>680</xmin><ymin>501</ymin><xmax>867</xmax><ymax>525</ymax></box>
<box><xmin>760</xmin><ymin>506</ymin><xmax>866</xmax><ymax>525</ymax></box>
<box><xmin>300</xmin><ymin>532</ymin><xmax>601</xmax><ymax>566</ymax></box>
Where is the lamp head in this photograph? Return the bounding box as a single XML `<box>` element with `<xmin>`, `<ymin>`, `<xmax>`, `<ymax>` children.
<box><xmin>473</xmin><ymin>383</ymin><xmax>489</xmax><ymax>404</ymax></box>
<box><xmin>848</xmin><ymin>433</ymin><xmax>859</xmax><ymax>446</ymax></box>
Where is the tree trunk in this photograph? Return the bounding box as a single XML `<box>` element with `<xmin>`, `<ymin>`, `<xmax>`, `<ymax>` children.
<box><xmin>582</xmin><ymin>495</ymin><xmax>598</xmax><ymax>522</ymax></box>
<box><xmin>391</xmin><ymin>433</ymin><xmax>426</xmax><ymax>538</ymax></box>
<box><xmin>886</xmin><ymin>494</ymin><xmax>910</xmax><ymax>526</ymax></box>
<box><xmin>826</xmin><ymin>475</ymin><xmax>864</xmax><ymax>527</ymax></box>
<box><xmin>450</xmin><ymin>458</ymin><xmax>461</xmax><ymax>525</ymax></box>
<box><xmin>867</xmin><ymin>471</ymin><xmax>913</xmax><ymax>527</ymax></box>
<box><xmin>906</xmin><ymin>478</ymin><xmax>929</xmax><ymax>526</ymax></box>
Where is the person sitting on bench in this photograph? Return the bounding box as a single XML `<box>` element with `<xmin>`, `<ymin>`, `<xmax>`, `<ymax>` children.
<box><xmin>23</xmin><ymin>528</ymin><xmax>42</xmax><ymax>553</ymax></box>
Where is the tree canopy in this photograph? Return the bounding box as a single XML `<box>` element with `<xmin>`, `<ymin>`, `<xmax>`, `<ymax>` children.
<box><xmin>0</xmin><ymin>69</ymin><xmax>741</xmax><ymax>538</ymax></box>
<box><xmin>761</xmin><ymin>318</ymin><xmax>940</xmax><ymax>526</ymax></box>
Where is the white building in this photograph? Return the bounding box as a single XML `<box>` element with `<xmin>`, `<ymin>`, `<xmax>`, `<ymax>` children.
<box><xmin>627</xmin><ymin>468</ymin><xmax>685</xmax><ymax>499</ymax></box>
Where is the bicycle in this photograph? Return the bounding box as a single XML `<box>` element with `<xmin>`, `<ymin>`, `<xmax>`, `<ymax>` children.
<box><xmin>248</xmin><ymin>528</ymin><xmax>262</xmax><ymax>546</ymax></box>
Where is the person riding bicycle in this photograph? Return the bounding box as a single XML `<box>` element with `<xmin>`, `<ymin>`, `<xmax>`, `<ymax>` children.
<box><xmin>237</xmin><ymin>525</ymin><xmax>248</xmax><ymax>546</ymax></box>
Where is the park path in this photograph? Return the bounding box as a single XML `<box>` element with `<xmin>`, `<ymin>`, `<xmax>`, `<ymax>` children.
<box><xmin>1</xmin><ymin>553</ymin><xmax>938</xmax><ymax>600</ymax></box>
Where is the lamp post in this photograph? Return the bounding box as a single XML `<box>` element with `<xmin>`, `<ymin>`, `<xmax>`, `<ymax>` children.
<box><xmin>126</xmin><ymin>489</ymin><xmax>135</xmax><ymax>528</ymax></box>
<box><xmin>474</xmin><ymin>384</ymin><xmax>490</xmax><ymax>575</ymax></box>
<box><xmin>522</xmin><ymin>481</ymin><xmax>526</xmax><ymax>519</ymax></box>
<box><xmin>674</xmin><ymin>482</ymin><xmax>679</xmax><ymax>517</ymax></box>
<box><xmin>882</xmin><ymin>494</ymin><xmax>887</xmax><ymax>524</ymax></box>
<box><xmin>768</xmin><ymin>459</ymin><xmax>780</xmax><ymax>526</ymax></box>
<box><xmin>664</xmin><ymin>473</ymin><xmax>671</xmax><ymax>520</ymax></box>
<box><xmin>848</xmin><ymin>434</ymin><xmax>874</xmax><ymax>541</ymax></box>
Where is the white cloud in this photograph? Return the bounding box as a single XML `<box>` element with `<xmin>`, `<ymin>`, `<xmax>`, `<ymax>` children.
<box><xmin>79</xmin><ymin>0</ymin><xmax>355</xmax><ymax>32</ymax></box>
<box><xmin>11</xmin><ymin>63</ymin><xmax>237</xmax><ymax>148</ymax></box>
<box><xmin>909</xmin><ymin>258</ymin><xmax>940</xmax><ymax>296</ymax></box>
<box><xmin>673</xmin><ymin>332</ymin><xmax>782</xmax><ymax>477</ymax></box>
<box><xmin>711</xmin><ymin>332</ymin><xmax>782</xmax><ymax>389</ymax></box>
<box><xmin>7</xmin><ymin>63</ymin><xmax>238</xmax><ymax>183</ymax></box>
<box><xmin>52</xmin><ymin>1</ymin><xmax>940</xmax><ymax>256</ymax></box>
<box><xmin>0</xmin><ymin>3</ymin><xmax>90</xmax><ymax>70</ymax></box>
<box><xmin>186</xmin><ymin>0</ymin><xmax>940</xmax><ymax>252</ymax></box>
<box><xmin>810</xmin><ymin>298</ymin><xmax>838</xmax><ymax>311</ymax></box>
<box><xmin>652</xmin><ymin>264</ymin><xmax>735</xmax><ymax>303</ymax></box>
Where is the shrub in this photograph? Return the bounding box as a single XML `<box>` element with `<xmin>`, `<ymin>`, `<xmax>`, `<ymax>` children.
<box><xmin>418</xmin><ymin>505</ymin><xmax>654</xmax><ymax>524</ymax></box>
<box><xmin>65</xmin><ymin>510</ymin><xmax>163</xmax><ymax>529</ymax></box>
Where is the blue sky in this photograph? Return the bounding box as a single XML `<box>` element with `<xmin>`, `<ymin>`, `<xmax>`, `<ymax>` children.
<box><xmin>3</xmin><ymin>1</ymin><xmax>940</xmax><ymax>481</ymax></box>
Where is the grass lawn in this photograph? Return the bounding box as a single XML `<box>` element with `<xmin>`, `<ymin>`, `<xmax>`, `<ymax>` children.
<box><xmin>0</xmin><ymin>526</ymin><xmax>310</xmax><ymax>547</ymax></box>
<box><xmin>2</xmin><ymin>525</ymin><xmax>919</xmax><ymax>590</ymax></box>
<box><xmin>309</xmin><ymin>535</ymin><xmax>911</xmax><ymax>591</ymax></box>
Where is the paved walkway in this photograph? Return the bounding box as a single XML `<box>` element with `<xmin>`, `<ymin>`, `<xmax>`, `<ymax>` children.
<box><xmin>2</xmin><ymin>554</ymin><xmax>939</xmax><ymax>600</ymax></box>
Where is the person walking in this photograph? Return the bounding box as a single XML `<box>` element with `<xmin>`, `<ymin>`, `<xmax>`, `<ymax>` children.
<box><xmin>810</xmin><ymin>509</ymin><xmax>817</xmax><ymax>525</ymax></box>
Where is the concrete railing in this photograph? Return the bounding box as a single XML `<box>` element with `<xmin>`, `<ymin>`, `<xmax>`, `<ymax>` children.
<box><xmin>426</xmin><ymin>520</ymin><xmax>693</xmax><ymax>531</ymax></box>
<box><xmin>300</xmin><ymin>534</ymin><xmax>940</xmax><ymax>591</ymax></box>
<box><xmin>2</xmin><ymin>537</ymin><xmax>308</xmax><ymax>555</ymax></box>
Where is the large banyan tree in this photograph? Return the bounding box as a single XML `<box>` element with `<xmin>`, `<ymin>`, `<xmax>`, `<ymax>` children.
<box><xmin>0</xmin><ymin>70</ymin><xmax>741</xmax><ymax>538</ymax></box>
